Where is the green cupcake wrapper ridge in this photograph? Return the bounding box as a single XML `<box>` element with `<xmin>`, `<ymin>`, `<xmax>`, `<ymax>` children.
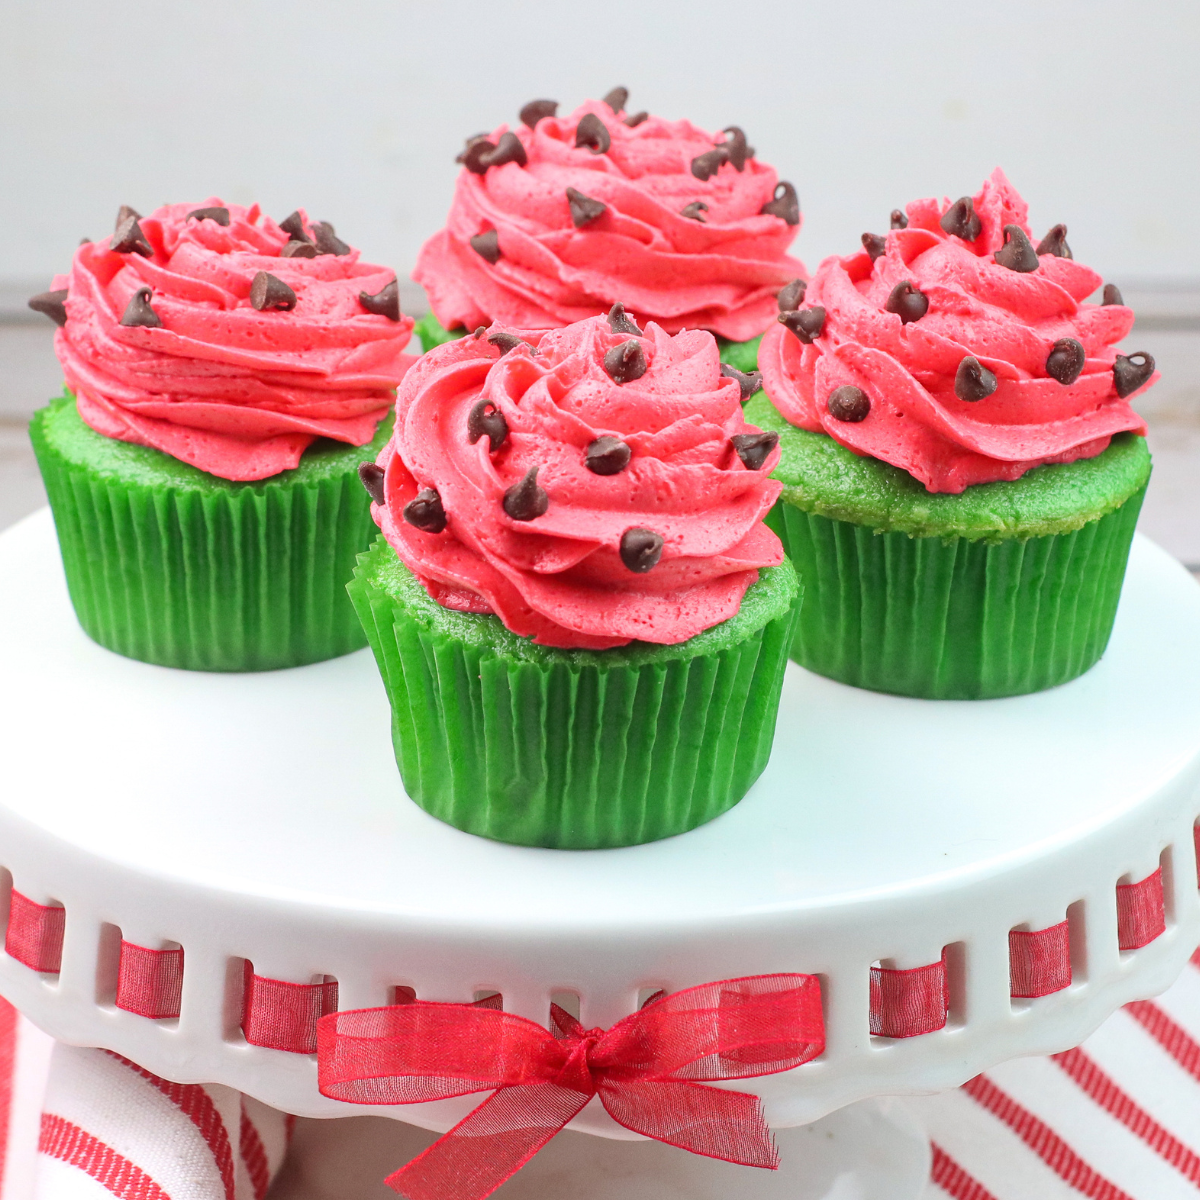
<box><xmin>348</xmin><ymin>537</ymin><xmax>801</xmax><ymax>848</ymax></box>
<box><xmin>30</xmin><ymin>391</ymin><xmax>392</xmax><ymax>672</ymax></box>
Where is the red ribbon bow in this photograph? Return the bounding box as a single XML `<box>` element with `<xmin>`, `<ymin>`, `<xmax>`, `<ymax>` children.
<box><xmin>316</xmin><ymin>973</ymin><xmax>824</xmax><ymax>1200</ymax></box>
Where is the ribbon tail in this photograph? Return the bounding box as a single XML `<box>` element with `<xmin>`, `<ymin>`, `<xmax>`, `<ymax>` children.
<box><xmin>599</xmin><ymin>1079</ymin><xmax>779</xmax><ymax>1170</ymax></box>
<box><xmin>386</xmin><ymin>1083</ymin><xmax>592</xmax><ymax>1200</ymax></box>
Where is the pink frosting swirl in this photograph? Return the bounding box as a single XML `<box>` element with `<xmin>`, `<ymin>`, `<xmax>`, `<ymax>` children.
<box><xmin>54</xmin><ymin>201</ymin><xmax>416</xmax><ymax>481</ymax></box>
<box><xmin>759</xmin><ymin>169</ymin><xmax>1155</xmax><ymax>493</ymax></box>
<box><xmin>372</xmin><ymin>314</ymin><xmax>784</xmax><ymax>649</ymax></box>
<box><xmin>414</xmin><ymin>99</ymin><xmax>805</xmax><ymax>342</ymax></box>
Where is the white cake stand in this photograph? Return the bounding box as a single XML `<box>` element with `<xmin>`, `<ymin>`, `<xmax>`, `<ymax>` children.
<box><xmin>2</xmin><ymin>507</ymin><xmax>1200</xmax><ymax>1200</ymax></box>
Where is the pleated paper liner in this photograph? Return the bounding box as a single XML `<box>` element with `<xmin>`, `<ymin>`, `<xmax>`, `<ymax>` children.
<box><xmin>30</xmin><ymin>391</ymin><xmax>393</xmax><ymax>672</ymax></box>
<box><xmin>348</xmin><ymin>538</ymin><xmax>801</xmax><ymax>849</ymax></box>
<box><xmin>746</xmin><ymin>394</ymin><xmax>1152</xmax><ymax>700</ymax></box>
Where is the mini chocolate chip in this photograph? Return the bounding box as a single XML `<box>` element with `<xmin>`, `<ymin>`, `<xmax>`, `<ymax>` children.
<box><xmin>575</xmin><ymin>112</ymin><xmax>611</xmax><ymax>154</ymax></box>
<box><xmin>250</xmin><ymin>271</ymin><xmax>298</xmax><ymax>312</ymax></box>
<box><xmin>1046</xmin><ymin>337</ymin><xmax>1086</xmax><ymax>385</ymax></box>
<box><xmin>585</xmin><ymin>435</ymin><xmax>632</xmax><ymax>475</ymax></box>
<box><xmin>602</xmin><ymin>87</ymin><xmax>629</xmax><ymax>113</ymax></box>
<box><xmin>731</xmin><ymin>431</ymin><xmax>778</xmax><ymax>470</ymax></box>
<box><xmin>111</xmin><ymin>215</ymin><xmax>152</xmax><ymax>257</ymax></box>
<box><xmin>279</xmin><ymin>211</ymin><xmax>313</xmax><ymax>242</ymax></box>
<box><xmin>890</xmin><ymin>209</ymin><xmax>909</xmax><ymax>230</ymax></box>
<box><xmin>459</xmin><ymin>136</ymin><xmax>494</xmax><ymax>172</ymax></box>
<box><xmin>313</xmin><ymin>221</ymin><xmax>351</xmax><ymax>256</ymax></box>
<box><xmin>115</xmin><ymin>205</ymin><xmax>141</xmax><ymax>229</ymax></box>
<box><xmin>691</xmin><ymin>146</ymin><xmax>729</xmax><ymax>180</ymax></box>
<box><xmin>761</xmin><ymin>181</ymin><xmax>800</xmax><ymax>226</ymax></box>
<box><xmin>620</xmin><ymin>527</ymin><xmax>663</xmax><ymax>573</ymax></box>
<box><xmin>566</xmin><ymin>187</ymin><xmax>606</xmax><ymax>228</ymax></box>
<box><xmin>722</xmin><ymin>126</ymin><xmax>750</xmax><ymax>171</ymax></box>
<box><xmin>480</xmin><ymin>131</ymin><xmax>527</xmax><ymax>170</ymax></box>
<box><xmin>862</xmin><ymin>232</ymin><xmax>887</xmax><ymax>261</ymax></box>
<box><xmin>358</xmin><ymin>462</ymin><xmax>386</xmax><ymax>505</ymax></box>
<box><xmin>994</xmin><ymin>225</ymin><xmax>1039</xmax><ymax>272</ymax></box>
<box><xmin>469</xmin><ymin>229</ymin><xmax>501</xmax><ymax>264</ymax></box>
<box><xmin>680</xmin><ymin>201</ymin><xmax>709</xmax><ymax>222</ymax></box>
<box><xmin>954</xmin><ymin>356</ymin><xmax>998</xmax><ymax>401</ymax></box>
<box><xmin>1103</xmin><ymin>283</ymin><xmax>1124</xmax><ymax>306</ymax></box>
<box><xmin>467</xmin><ymin>399</ymin><xmax>509</xmax><ymax>452</ymax></box>
<box><xmin>28</xmin><ymin>289</ymin><xmax>68</xmax><ymax>327</ymax></box>
<box><xmin>187</xmin><ymin>206</ymin><xmax>230</xmax><ymax>226</ymax></box>
<box><xmin>777</xmin><ymin>278</ymin><xmax>807</xmax><ymax>312</ymax></box>
<box><xmin>884</xmin><ymin>280</ymin><xmax>929</xmax><ymax>324</ymax></box>
<box><xmin>624</xmin><ymin>111</ymin><xmax>649</xmax><ymax>127</ymax></box>
<box><xmin>603</xmin><ymin>339</ymin><xmax>648</xmax><ymax>384</ymax></box>
<box><xmin>359</xmin><ymin>279</ymin><xmax>401</xmax><ymax>320</ymax></box>
<box><xmin>473</xmin><ymin>326</ymin><xmax>487</xmax><ymax>338</ymax></box>
<box><xmin>778</xmin><ymin>306</ymin><xmax>826</xmax><ymax>344</ymax></box>
<box><xmin>721</xmin><ymin>363</ymin><xmax>763</xmax><ymax>401</ymax></box>
<box><xmin>520</xmin><ymin>99</ymin><xmax>558</xmax><ymax>127</ymax></box>
<box><xmin>1036</xmin><ymin>223</ymin><xmax>1072</xmax><ymax>259</ymax></box>
<box><xmin>607</xmin><ymin>303</ymin><xmax>642</xmax><ymax>336</ymax></box>
<box><xmin>280</xmin><ymin>240</ymin><xmax>318</xmax><ymax>258</ymax></box>
<box><xmin>827</xmin><ymin>385</ymin><xmax>870</xmax><ymax>422</ymax></box>
<box><xmin>503</xmin><ymin>467</ymin><xmax>549</xmax><ymax>521</ymax></box>
<box><xmin>1113</xmin><ymin>352</ymin><xmax>1155</xmax><ymax>398</ymax></box>
<box><xmin>119</xmin><ymin>286</ymin><xmax>162</xmax><ymax>328</ymax></box>
<box><xmin>940</xmin><ymin>196</ymin><xmax>981</xmax><ymax>242</ymax></box>
<box><xmin>487</xmin><ymin>331</ymin><xmax>527</xmax><ymax>355</ymax></box>
<box><xmin>403</xmin><ymin>487</ymin><xmax>448</xmax><ymax>534</ymax></box>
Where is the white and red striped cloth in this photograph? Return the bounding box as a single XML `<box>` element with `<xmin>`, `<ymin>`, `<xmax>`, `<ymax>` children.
<box><xmin>3</xmin><ymin>955</ymin><xmax>1200</xmax><ymax>1198</ymax></box>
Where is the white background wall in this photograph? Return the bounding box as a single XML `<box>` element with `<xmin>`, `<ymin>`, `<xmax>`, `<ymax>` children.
<box><xmin>2</xmin><ymin>0</ymin><xmax>1198</xmax><ymax>295</ymax></box>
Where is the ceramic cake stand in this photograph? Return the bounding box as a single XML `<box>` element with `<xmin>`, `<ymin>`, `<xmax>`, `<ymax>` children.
<box><xmin>2</xmin><ymin>507</ymin><xmax>1200</xmax><ymax>1199</ymax></box>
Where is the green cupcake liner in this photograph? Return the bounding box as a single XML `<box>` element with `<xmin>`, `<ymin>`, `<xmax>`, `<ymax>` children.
<box><xmin>348</xmin><ymin>537</ymin><xmax>801</xmax><ymax>848</ymax></box>
<box><xmin>30</xmin><ymin>391</ymin><xmax>392</xmax><ymax>672</ymax></box>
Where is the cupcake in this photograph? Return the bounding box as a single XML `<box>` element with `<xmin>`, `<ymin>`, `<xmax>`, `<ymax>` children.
<box><xmin>752</xmin><ymin>169</ymin><xmax>1156</xmax><ymax>700</ymax></box>
<box><xmin>349</xmin><ymin>310</ymin><xmax>800</xmax><ymax>848</ymax></box>
<box><xmin>412</xmin><ymin>87</ymin><xmax>804</xmax><ymax>375</ymax></box>
<box><xmin>28</xmin><ymin>201</ymin><xmax>416</xmax><ymax>671</ymax></box>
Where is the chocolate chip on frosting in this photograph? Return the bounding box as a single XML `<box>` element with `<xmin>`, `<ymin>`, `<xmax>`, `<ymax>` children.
<box><xmin>602</xmin><ymin>87</ymin><xmax>629</xmax><ymax>113</ymax></box>
<box><xmin>1102</xmin><ymin>283</ymin><xmax>1124</xmax><ymax>306</ymax></box>
<box><xmin>690</xmin><ymin>146</ymin><xmax>729</xmax><ymax>181</ymax></box>
<box><xmin>730</xmin><ymin>431</ymin><xmax>778</xmax><ymax>470</ymax></box>
<box><xmin>457</xmin><ymin>134</ymin><xmax>492</xmax><ymax>169</ymax></box>
<box><xmin>827</xmin><ymin>386</ymin><xmax>870</xmax><ymax>422</ymax></box>
<box><xmin>884</xmin><ymin>280</ymin><xmax>929</xmax><ymax>324</ymax></box>
<box><xmin>467</xmin><ymin>398</ymin><xmax>509</xmax><ymax>451</ymax></box>
<box><xmin>403</xmin><ymin>487</ymin><xmax>448</xmax><ymax>534</ymax></box>
<box><xmin>954</xmin><ymin>355</ymin><xmax>998</xmax><ymax>401</ymax></box>
<box><xmin>359</xmin><ymin>279</ymin><xmax>401</xmax><ymax>320</ymax></box>
<box><xmin>250</xmin><ymin>271</ymin><xmax>298</xmax><ymax>311</ymax></box>
<box><xmin>503</xmin><ymin>467</ymin><xmax>550</xmax><ymax>521</ymax></box>
<box><xmin>1045</xmin><ymin>337</ymin><xmax>1086</xmax><ymax>385</ymax></box>
<box><xmin>28</xmin><ymin>289</ymin><xmax>68</xmax><ymax>327</ymax></box>
<box><xmin>585</xmin><ymin>435</ymin><xmax>632</xmax><ymax>475</ymax></box>
<box><xmin>485</xmin><ymin>132</ymin><xmax>528</xmax><ymax>170</ymax></box>
<box><xmin>680</xmin><ymin>201</ymin><xmax>709</xmax><ymax>222</ymax></box>
<box><xmin>566</xmin><ymin>187</ymin><xmax>607</xmax><ymax>228</ymax></box>
<box><xmin>187</xmin><ymin>206</ymin><xmax>230</xmax><ymax>226</ymax></box>
<box><xmin>469</xmin><ymin>229</ymin><xmax>501</xmax><ymax>264</ymax></box>
<box><xmin>620</xmin><ymin>528</ymin><xmax>663</xmax><ymax>573</ymax></box>
<box><xmin>940</xmin><ymin>196</ymin><xmax>981</xmax><ymax>242</ymax></box>
<box><xmin>606</xmin><ymin>303</ymin><xmax>642</xmax><ymax>337</ymax></box>
<box><xmin>624</xmin><ymin>111</ymin><xmax>649</xmax><ymax>127</ymax></box>
<box><xmin>119</xmin><ymin>286</ymin><xmax>162</xmax><ymax>328</ymax></box>
<box><xmin>721</xmin><ymin>363</ymin><xmax>763</xmax><ymax>401</ymax></box>
<box><xmin>721</xmin><ymin>126</ymin><xmax>751</xmax><ymax>172</ymax></box>
<box><xmin>358</xmin><ymin>462</ymin><xmax>386</xmax><ymax>505</ymax></box>
<box><xmin>890</xmin><ymin>209</ymin><xmax>909</xmax><ymax>230</ymax></box>
<box><xmin>313</xmin><ymin>221</ymin><xmax>351</xmax><ymax>256</ymax></box>
<box><xmin>279</xmin><ymin>211</ymin><xmax>313</xmax><ymax>242</ymax></box>
<box><xmin>862</xmin><ymin>232</ymin><xmax>887</xmax><ymax>261</ymax></box>
<box><xmin>603</xmin><ymin>339</ymin><xmax>648</xmax><ymax>384</ymax></box>
<box><xmin>994</xmin><ymin>224</ymin><xmax>1039</xmax><ymax>272</ymax></box>
<box><xmin>1036</xmin><ymin>223</ymin><xmax>1072</xmax><ymax>259</ymax></box>
<box><xmin>487</xmin><ymin>331</ymin><xmax>528</xmax><ymax>356</ymax></box>
<box><xmin>575</xmin><ymin>113</ymin><xmax>611</xmax><ymax>154</ymax></box>
<box><xmin>778</xmin><ymin>306</ymin><xmax>826</xmax><ymax>344</ymax></box>
<box><xmin>115</xmin><ymin>205</ymin><xmax>142</xmax><ymax>229</ymax></box>
<box><xmin>520</xmin><ymin>99</ymin><xmax>558</xmax><ymax>127</ymax></box>
<box><xmin>281</xmin><ymin>240</ymin><xmax>318</xmax><ymax>259</ymax></box>
<box><xmin>1113</xmin><ymin>352</ymin><xmax>1155</xmax><ymax>398</ymax></box>
<box><xmin>777</xmin><ymin>278</ymin><xmax>807</xmax><ymax>312</ymax></box>
<box><xmin>110</xmin><ymin>215</ymin><xmax>153</xmax><ymax>257</ymax></box>
<box><xmin>761</xmin><ymin>181</ymin><xmax>800</xmax><ymax>226</ymax></box>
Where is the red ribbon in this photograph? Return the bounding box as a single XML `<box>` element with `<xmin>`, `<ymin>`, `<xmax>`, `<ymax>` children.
<box><xmin>317</xmin><ymin>973</ymin><xmax>824</xmax><ymax>1200</ymax></box>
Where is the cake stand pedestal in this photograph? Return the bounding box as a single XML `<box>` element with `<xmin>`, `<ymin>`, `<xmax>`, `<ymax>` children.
<box><xmin>1</xmin><ymin>508</ymin><xmax>1199</xmax><ymax>1199</ymax></box>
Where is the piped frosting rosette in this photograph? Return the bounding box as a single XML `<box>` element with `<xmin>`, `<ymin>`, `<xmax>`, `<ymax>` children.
<box><xmin>759</xmin><ymin>168</ymin><xmax>1156</xmax><ymax>493</ymax></box>
<box><xmin>51</xmin><ymin>200</ymin><xmax>416</xmax><ymax>481</ymax></box>
<box><xmin>370</xmin><ymin>310</ymin><xmax>785</xmax><ymax>650</ymax></box>
<box><xmin>414</xmin><ymin>91</ymin><xmax>805</xmax><ymax>342</ymax></box>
